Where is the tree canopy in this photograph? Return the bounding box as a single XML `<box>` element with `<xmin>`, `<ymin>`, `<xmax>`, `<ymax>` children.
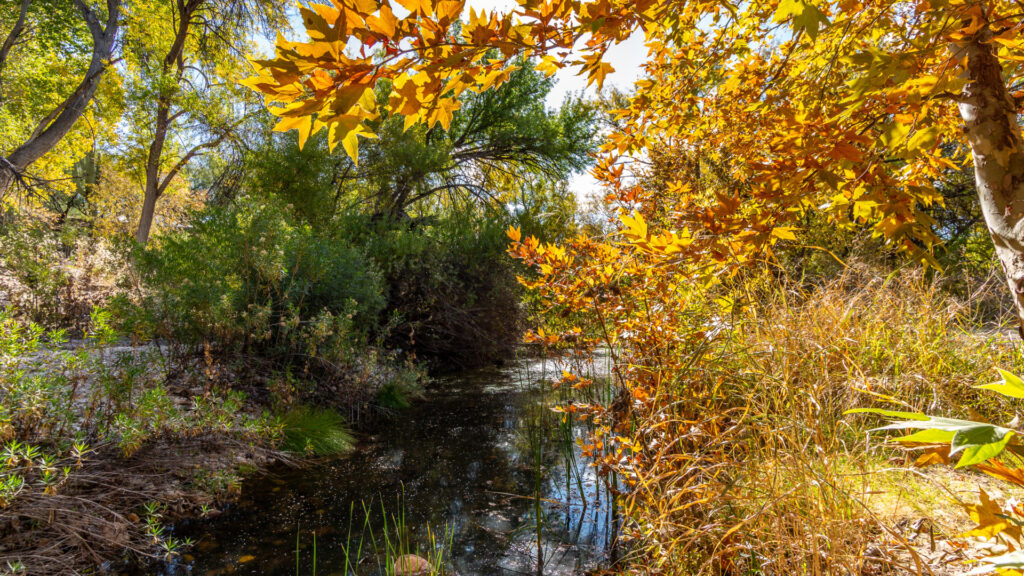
<box><xmin>246</xmin><ymin>59</ymin><xmax>596</xmax><ymax>223</ymax></box>
<box><xmin>247</xmin><ymin>0</ymin><xmax>1024</xmax><ymax>326</ymax></box>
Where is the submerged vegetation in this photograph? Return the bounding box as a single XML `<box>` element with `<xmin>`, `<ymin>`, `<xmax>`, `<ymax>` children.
<box><xmin>5</xmin><ymin>0</ymin><xmax>1024</xmax><ymax>574</ymax></box>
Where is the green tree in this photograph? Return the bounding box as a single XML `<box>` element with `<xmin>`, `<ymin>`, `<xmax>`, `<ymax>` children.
<box><xmin>248</xmin><ymin>60</ymin><xmax>597</xmax><ymax>225</ymax></box>
<box><xmin>0</xmin><ymin>0</ymin><xmax>121</xmax><ymax>201</ymax></box>
<box><xmin>119</xmin><ymin>0</ymin><xmax>286</xmax><ymax>244</ymax></box>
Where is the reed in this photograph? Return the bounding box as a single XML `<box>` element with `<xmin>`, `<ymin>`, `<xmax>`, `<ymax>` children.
<box><xmin>589</xmin><ymin>265</ymin><xmax>1021</xmax><ymax>574</ymax></box>
<box><xmin>334</xmin><ymin>490</ymin><xmax>453</xmax><ymax>576</ymax></box>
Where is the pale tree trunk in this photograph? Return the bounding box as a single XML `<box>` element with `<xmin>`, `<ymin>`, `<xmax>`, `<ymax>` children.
<box><xmin>956</xmin><ymin>18</ymin><xmax>1024</xmax><ymax>334</ymax></box>
<box><xmin>0</xmin><ymin>0</ymin><xmax>120</xmax><ymax>199</ymax></box>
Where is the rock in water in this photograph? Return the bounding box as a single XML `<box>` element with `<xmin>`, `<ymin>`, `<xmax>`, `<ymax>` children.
<box><xmin>393</xmin><ymin>554</ymin><xmax>431</xmax><ymax>575</ymax></box>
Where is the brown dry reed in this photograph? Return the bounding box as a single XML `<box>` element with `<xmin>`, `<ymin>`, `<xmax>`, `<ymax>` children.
<box><xmin>619</xmin><ymin>264</ymin><xmax>1021</xmax><ymax>576</ymax></box>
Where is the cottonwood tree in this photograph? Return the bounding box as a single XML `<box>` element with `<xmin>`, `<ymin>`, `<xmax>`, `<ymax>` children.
<box><xmin>246</xmin><ymin>0</ymin><xmax>1024</xmax><ymax>329</ymax></box>
<box><xmin>120</xmin><ymin>0</ymin><xmax>286</xmax><ymax>244</ymax></box>
<box><xmin>339</xmin><ymin>62</ymin><xmax>595</xmax><ymax>219</ymax></box>
<box><xmin>0</xmin><ymin>0</ymin><xmax>121</xmax><ymax>201</ymax></box>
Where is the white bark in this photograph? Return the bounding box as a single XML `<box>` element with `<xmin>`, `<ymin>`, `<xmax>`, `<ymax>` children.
<box><xmin>957</xmin><ymin>21</ymin><xmax>1024</xmax><ymax>332</ymax></box>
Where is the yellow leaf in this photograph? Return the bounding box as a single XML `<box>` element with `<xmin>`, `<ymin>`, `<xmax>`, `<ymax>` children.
<box><xmin>975</xmin><ymin>460</ymin><xmax>1024</xmax><ymax>486</ymax></box>
<box><xmin>395</xmin><ymin>0</ymin><xmax>433</xmax><ymax>17</ymax></box>
<box><xmin>435</xmin><ymin>0</ymin><xmax>464</xmax><ymax>20</ymax></box>
<box><xmin>273</xmin><ymin>115</ymin><xmax>317</xmax><ymax>149</ymax></box>
<box><xmin>366</xmin><ymin>4</ymin><xmax>398</xmax><ymax>36</ymax></box>
<box><xmin>771</xmin><ymin>226</ymin><xmax>798</xmax><ymax>241</ymax></box>
<box><xmin>620</xmin><ymin>212</ymin><xmax>647</xmax><ymax>240</ymax></box>
<box><xmin>962</xmin><ymin>488</ymin><xmax>1021</xmax><ymax>540</ymax></box>
<box><xmin>912</xmin><ymin>446</ymin><xmax>950</xmax><ymax>468</ymax></box>
<box><xmin>907</xmin><ymin>126</ymin><xmax>938</xmax><ymax>153</ymax></box>
<box><xmin>535</xmin><ymin>55</ymin><xmax>561</xmax><ymax>77</ymax></box>
<box><xmin>335</xmin><ymin>123</ymin><xmax>377</xmax><ymax>162</ymax></box>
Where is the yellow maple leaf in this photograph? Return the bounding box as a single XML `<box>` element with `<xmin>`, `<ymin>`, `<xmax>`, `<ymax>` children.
<box><xmin>620</xmin><ymin>212</ymin><xmax>648</xmax><ymax>240</ymax></box>
<box><xmin>962</xmin><ymin>488</ymin><xmax>1021</xmax><ymax>541</ymax></box>
<box><xmin>771</xmin><ymin>226</ymin><xmax>798</xmax><ymax>241</ymax></box>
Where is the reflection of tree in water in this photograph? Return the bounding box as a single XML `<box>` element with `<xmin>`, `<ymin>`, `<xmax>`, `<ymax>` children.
<box><xmin>171</xmin><ymin>364</ymin><xmax>614</xmax><ymax>576</ymax></box>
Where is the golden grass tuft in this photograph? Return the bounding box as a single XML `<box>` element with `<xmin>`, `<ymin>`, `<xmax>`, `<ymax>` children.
<box><xmin>619</xmin><ymin>265</ymin><xmax>1021</xmax><ymax>575</ymax></box>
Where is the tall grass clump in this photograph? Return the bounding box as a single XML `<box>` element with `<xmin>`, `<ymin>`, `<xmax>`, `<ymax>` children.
<box><xmin>280</xmin><ymin>407</ymin><xmax>354</xmax><ymax>456</ymax></box>
<box><xmin>333</xmin><ymin>494</ymin><xmax>453</xmax><ymax>576</ymax></box>
<box><xmin>609</xmin><ymin>265</ymin><xmax>1021</xmax><ymax>575</ymax></box>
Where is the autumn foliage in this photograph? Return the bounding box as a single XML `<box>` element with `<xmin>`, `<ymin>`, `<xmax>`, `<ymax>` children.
<box><xmin>247</xmin><ymin>0</ymin><xmax>1024</xmax><ymax>572</ymax></box>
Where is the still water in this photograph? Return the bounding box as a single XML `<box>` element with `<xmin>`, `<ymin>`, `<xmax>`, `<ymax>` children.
<box><xmin>167</xmin><ymin>358</ymin><xmax>617</xmax><ymax>575</ymax></box>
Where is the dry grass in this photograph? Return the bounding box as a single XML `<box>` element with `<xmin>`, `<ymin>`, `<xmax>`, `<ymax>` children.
<box><xmin>0</xmin><ymin>436</ymin><xmax>285</xmax><ymax>575</ymax></box>
<box><xmin>618</xmin><ymin>265</ymin><xmax>1023</xmax><ymax>575</ymax></box>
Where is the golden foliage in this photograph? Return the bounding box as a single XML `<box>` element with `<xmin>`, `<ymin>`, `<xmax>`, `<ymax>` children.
<box><xmin>90</xmin><ymin>169</ymin><xmax>204</xmax><ymax>240</ymax></box>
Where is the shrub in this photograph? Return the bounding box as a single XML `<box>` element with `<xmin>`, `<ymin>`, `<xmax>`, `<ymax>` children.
<box><xmin>541</xmin><ymin>263</ymin><xmax>1021</xmax><ymax>575</ymax></box>
<box><xmin>0</xmin><ymin>218</ymin><xmax>121</xmax><ymax>330</ymax></box>
<box><xmin>129</xmin><ymin>199</ymin><xmax>386</xmax><ymax>371</ymax></box>
<box><xmin>0</xmin><ymin>307</ymin><xmax>275</xmax><ymax>457</ymax></box>
<box><xmin>334</xmin><ymin>209</ymin><xmax>523</xmax><ymax>370</ymax></box>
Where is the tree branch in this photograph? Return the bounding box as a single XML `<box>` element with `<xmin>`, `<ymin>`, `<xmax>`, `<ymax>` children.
<box><xmin>0</xmin><ymin>0</ymin><xmax>30</xmax><ymax>103</ymax></box>
<box><xmin>156</xmin><ymin>132</ymin><xmax>230</xmax><ymax>197</ymax></box>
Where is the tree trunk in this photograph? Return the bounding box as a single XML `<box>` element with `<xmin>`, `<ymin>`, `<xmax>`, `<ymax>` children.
<box><xmin>135</xmin><ymin>94</ymin><xmax>171</xmax><ymax>244</ymax></box>
<box><xmin>957</xmin><ymin>21</ymin><xmax>1024</xmax><ymax>333</ymax></box>
<box><xmin>134</xmin><ymin>0</ymin><xmax>201</xmax><ymax>245</ymax></box>
<box><xmin>0</xmin><ymin>0</ymin><xmax>120</xmax><ymax>199</ymax></box>
<box><xmin>136</xmin><ymin>182</ymin><xmax>159</xmax><ymax>244</ymax></box>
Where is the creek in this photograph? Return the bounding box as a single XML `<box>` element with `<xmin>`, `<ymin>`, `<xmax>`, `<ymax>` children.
<box><xmin>164</xmin><ymin>356</ymin><xmax>618</xmax><ymax>575</ymax></box>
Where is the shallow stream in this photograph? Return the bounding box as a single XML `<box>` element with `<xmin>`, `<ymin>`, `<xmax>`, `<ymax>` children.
<box><xmin>166</xmin><ymin>357</ymin><xmax>617</xmax><ymax>575</ymax></box>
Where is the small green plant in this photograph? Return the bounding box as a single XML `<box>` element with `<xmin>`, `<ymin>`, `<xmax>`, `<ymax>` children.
<box><xmin>190</xmin><ymin>469</ymin><xmax>242</xmax><ymax>497</ymax></box>
<box><xmin>280</xmin><ymin>406</ymin><xmax>354</xmax><ymax>456</ymax></box>
<box><xmin>850</xmin><ymin>369</ymin><xmax>1024</xmax><ymax>574</ymax></box>
<box><xmin>1</xmin><ymin>560</ymin><xmax>25</xmax><ymax>575</ymax></box>
<box><xmin>141</xmin><ymin>502</ymin><xmax>193</xmax><ymax>561</ymax></box>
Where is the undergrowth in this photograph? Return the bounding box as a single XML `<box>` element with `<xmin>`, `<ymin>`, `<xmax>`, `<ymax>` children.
<box><xmin>592</xmin><ymin>265</ymin><xmax>1020</xmax><ymax>574</ymax></box>
<box><xmin>0</xmin><ymin>307</ymin><xmax>282</xmax><ymax>573</ymax></box>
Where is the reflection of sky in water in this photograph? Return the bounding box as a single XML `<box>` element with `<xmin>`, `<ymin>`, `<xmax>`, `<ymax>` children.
<box><xmin>161</xmin><ymin>356</ymin><xmax>618</xmax><ymax>576</ymax></box>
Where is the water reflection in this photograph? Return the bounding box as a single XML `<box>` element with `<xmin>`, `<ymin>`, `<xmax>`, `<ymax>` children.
<box><xmin>168</xmin><ymin>357</ymin><xmax>616</xmax><ymax>575</ymax></box>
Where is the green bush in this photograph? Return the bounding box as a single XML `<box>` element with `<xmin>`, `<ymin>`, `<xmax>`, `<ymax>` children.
<box><xmin>334</xmin><ymin>209</ymin><xmax>523</xmax><ymax>369</ymax></box>
<box><xmin>128</xmin><ymin>199</ymin><xmax>386</xmax><ymax>369</ymax></box>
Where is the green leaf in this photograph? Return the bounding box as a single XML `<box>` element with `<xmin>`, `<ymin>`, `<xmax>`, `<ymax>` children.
<box><xmin>843</xmin><ymin>408</ymin><xmax>929</xmax><ymax>421</ymax></box>
<box><xmin>874</xmin><ymin>415</ymin><xmax>1005</xmax><ymax>432</ymax></box>
<box><xmin>953</xmin><ymin>428</ymin><xmax>1015</xmax><ymax>468</ymax></box>
<box><xmin>975</xmin><ymin>369</ymin><xmax>1024</xmax><ymax>399</ymax></box>
<box><xmin>850</xmin><ymin>407</ymin><xmax>1016</xmax><ymax>465</ymax></box>
<box><xmin>893</xmin><ymin>428</ymin><xmax>955</xmax><ymax>444</ymax></box>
